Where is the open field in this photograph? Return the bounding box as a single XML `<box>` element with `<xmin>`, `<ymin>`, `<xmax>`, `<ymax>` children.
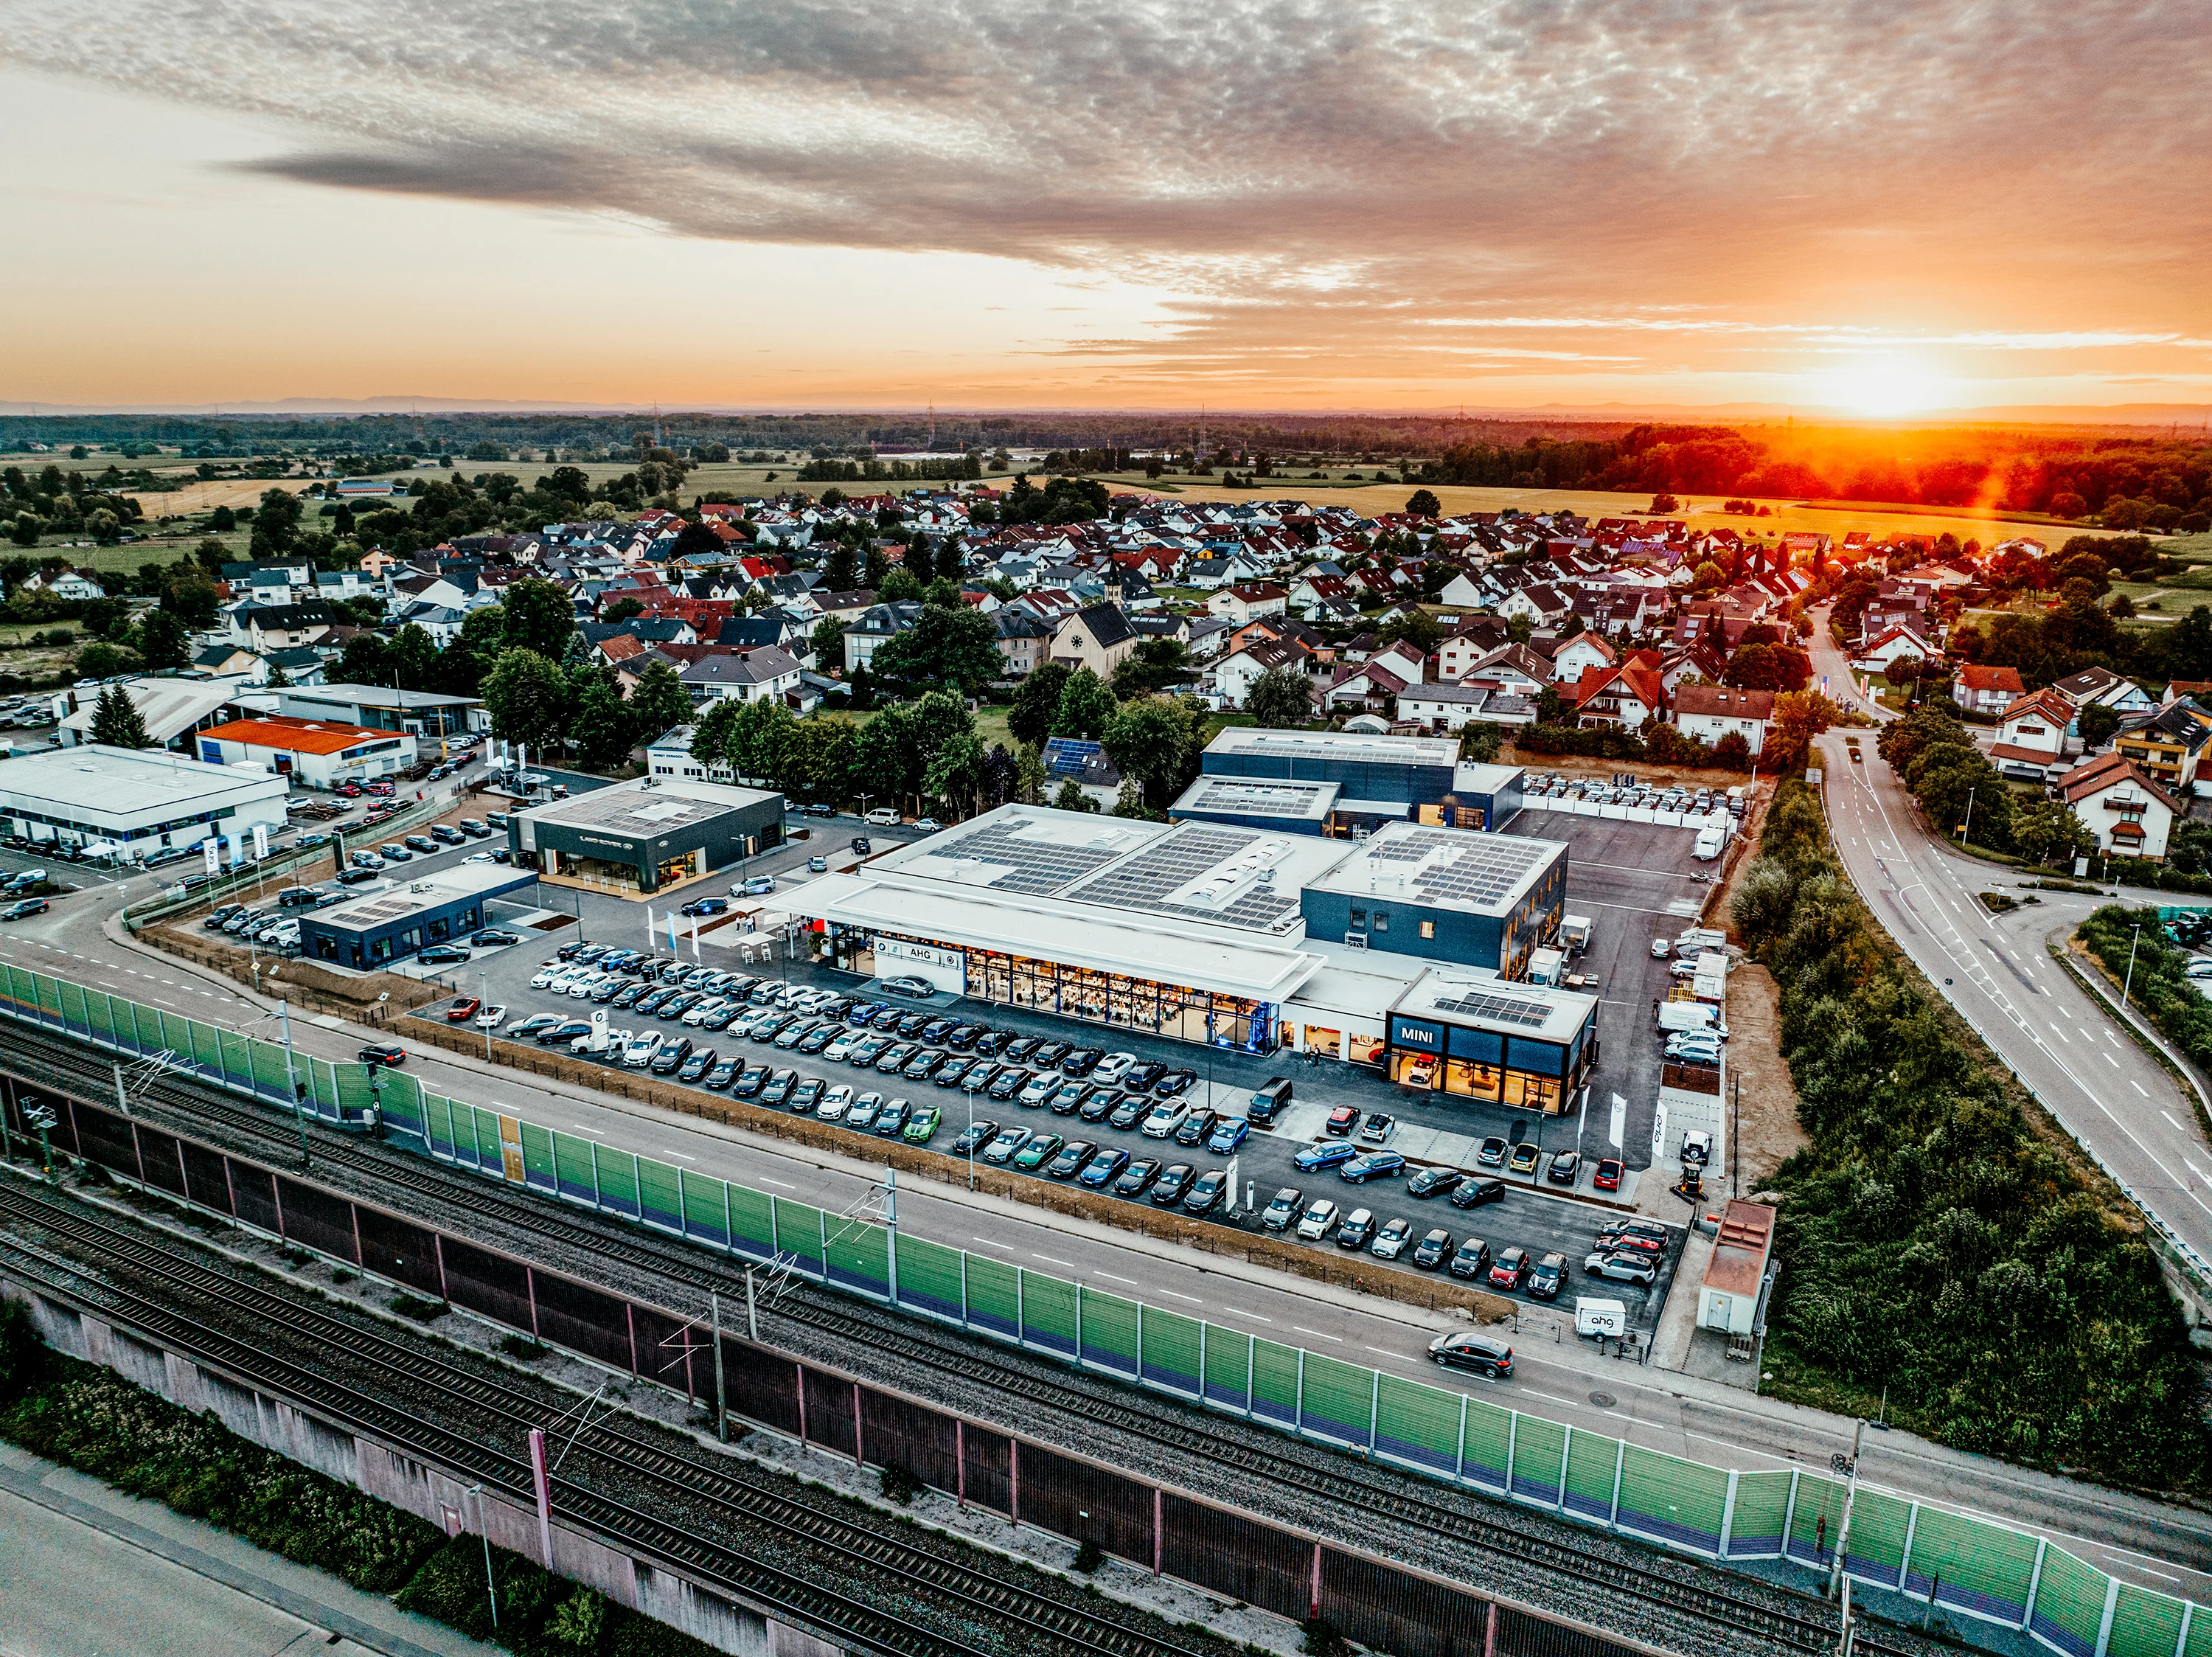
<box><xmin>1100</xmin><ymin>474</ymin><xmax>2124</xmax><ymax>552</ymax></box>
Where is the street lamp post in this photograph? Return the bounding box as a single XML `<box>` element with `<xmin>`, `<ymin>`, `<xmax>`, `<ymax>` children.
<box><xmin>1829</xmin><ymin>1419</ymin><xmax>1867</xmax><ymax>1656</ymax></box>
<box><xmin>465</xmin><ymin>1484</ymin><xmax>499</xmax><ymax>1629</ymax></box>
<box><xmin>1958</xmin><ymin>786</ymin><xmax>1975</xmax><ymax>848</ymax></box>
<box><xmin>2123</xmin><ymin>921</ymin><xmax>2144</xmax><ymax>1012</ymax></box>
<box><xmin>278</xmin><ymin>999</ymin><xmax>308</xmax><ymax>1168</ymax></box>
<box><xmin>482</xmin><ymin>972</ymin><xmax>494</xmax><ymax>1058</ymax></box>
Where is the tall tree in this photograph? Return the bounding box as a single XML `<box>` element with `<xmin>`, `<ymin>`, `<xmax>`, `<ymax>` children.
<box><xmin>88</xmin><ymin>684</ymin><xmax>152</xmax><ymax>748</ymax></box>
<box><xmin>499</xmin><ymin>577</ymin><xmax>577</xmax><ymax>661</ymax></box>
<box><xmin>1102</xmin><ymin>695</ymin><xmax>1201</xmax><ymax>812</ymax></box>
<box><xmin>247</xmin><ymin>487</ymin><xmax>302</xmax><ymax>560</ymax></box>
<box><xmin>135</xmin><ymin>608</ymin><xmax>190</xmax><ymax>673</ymax></box>
<box><xmin>387</xmin><ymin>622</ymin><xmax>439</xmax><ymax>691</ymax></box>
<box><xmin>481</xmin><ymin>647</ymin><xmax>569</xmax><ymax>757</ymax></box>
<box><xmin>570</xmin><ymin>674</ymin><xmax>636</xmax><ymax>769</ymax></box>
<box><xmin>779</xmin><ymin>716</ymin><xmax>856</xmax><ymax>805</ymax></box>
<box><xmin>628</xmin><ymin>659</ymin><xmax>694</xmax><ymax>743</ymax></box>
<box><xmin>873</xmin><ymin>603</ymin><xmax>1002</xmax><ymax>693</ymax></box>
<box><xmin>905</xmin><ymin>537</ymin><xmax>936</xmax><ymax>586</ymax></box>
<box><xmin>1009</xmin><ymin>662</ymin><xmax>1072</xmax><ymax>750</ymax></box>
<box><xmin>1244</xmin><ymin>665</ymin><xmax>1313</xmax><ymax>729</ymax></box>
<box><xmin>1049</xmin><ymin>667</ymin><xmax>1117</xmax><ymax>740</ymax></box>
<box><xmin>336</xmin><ymin>631</ymin><xmax>392</xmax><ymax>686</ymax></box>
<box><xmin>822</xmin><ymin>543</ymin><xmax>860</xmax><ymax>592</ymax></box>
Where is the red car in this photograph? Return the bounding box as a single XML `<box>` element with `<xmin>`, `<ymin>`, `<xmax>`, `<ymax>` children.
<box><xmin>335</xmin><ymin>782</ymin><xmax>363</xmax><ymax>798</ymax></box>
<box><xmin>1593</xmin><ymin>1158</ymin><xmax>1624</xmax><ymax>1192</ymax></box>
<box><xmin>445</xmin><ymin>996</ymin><xmax>481</xmax><ymax>1024</ymax></box>
<box><xmin>1324</xmin><ymin>1104</ymin><xmax>1360</xmax><ymax>1137</ymax></box>
<box><xmin>1488</xmin><ymin>1245</ymin><xmax>1531</xmax><ymax>1290</ymax></box>
<box><xmin>358</xmin><ymin>1043</ymin><xmax>406</xmax><ymax>1067</ymax></box>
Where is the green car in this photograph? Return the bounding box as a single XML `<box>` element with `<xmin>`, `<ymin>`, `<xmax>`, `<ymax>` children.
<box><xmin>1011</xmin><ymin>1132</ymin><xmax>1064</xmax><ymax>1171</ymax></box>
<box><xmin>901</xmin><ymin>1104</ymin><xmax>942</xmax><ymax>1144</ymax></box>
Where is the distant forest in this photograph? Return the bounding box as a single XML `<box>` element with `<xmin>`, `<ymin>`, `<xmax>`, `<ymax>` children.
<box><xmin>3</xmin><ymin>410</ymin><xmax>2208</xmax><ymax>519</ymax></box>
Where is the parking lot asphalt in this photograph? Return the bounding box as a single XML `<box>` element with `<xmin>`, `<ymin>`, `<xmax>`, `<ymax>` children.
<box><xmin>1500</xmin><ymin>810</ymin><xmax>1728</xmax><ymax>1168</ymax></box>
<box><xmin>402</xmin><ymin>940</ymin><xmax>1686</xmax><ymax>1327</ymax></box>
<box><xmin>192</xmin><ymin>802</ymin><xmax>1708</xmax><ymax>1327</ymax></box>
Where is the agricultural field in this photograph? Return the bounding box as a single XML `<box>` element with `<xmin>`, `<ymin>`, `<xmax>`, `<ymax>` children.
<box><xmin>1102</xmin><ymin>473</ymin><xmax>2114</xmax><ymax>554</ymax></box>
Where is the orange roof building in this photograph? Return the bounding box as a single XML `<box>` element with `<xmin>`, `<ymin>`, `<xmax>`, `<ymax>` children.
<box><xmin>195</xmin><ymin>715</ymin><xmax>417</xmax><ymax>789</ymax></box>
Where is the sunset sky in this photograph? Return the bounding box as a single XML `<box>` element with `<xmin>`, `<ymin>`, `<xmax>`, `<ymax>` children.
<box><xmin>2</xmin><ymin>0</ymin><xmax>2207</xmax><ymax>415</ymax></box>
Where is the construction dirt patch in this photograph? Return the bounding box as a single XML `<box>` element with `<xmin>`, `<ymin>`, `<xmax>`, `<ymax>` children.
<box><xmin>1718</xmin><ymin>962</ymin><xmax>1806</xmax><ymax>1192</ymax></box>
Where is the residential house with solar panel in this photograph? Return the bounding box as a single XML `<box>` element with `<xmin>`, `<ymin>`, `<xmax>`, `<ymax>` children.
<box><xmin>1040</xmin><ymin>737</ymin><xmax>1123</xmax><ymax>809</ymax></box>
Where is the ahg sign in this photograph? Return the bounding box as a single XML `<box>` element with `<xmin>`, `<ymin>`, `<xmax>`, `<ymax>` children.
<box><xmin>876</xmin><ymin>937</ymin><xmax>966</xmax><ymax>995</ymax></box>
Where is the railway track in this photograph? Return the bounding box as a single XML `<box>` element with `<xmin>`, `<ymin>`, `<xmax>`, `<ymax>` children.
<box><xmin>1</xmin><ymin>1018</ymin><xmax>1908</xmax><ymax>1657</ymax></box>
<box><xmin>0</xmin><ymin>1176</ymin><xmax>1225</xmax><ymax>1657</ymax></box>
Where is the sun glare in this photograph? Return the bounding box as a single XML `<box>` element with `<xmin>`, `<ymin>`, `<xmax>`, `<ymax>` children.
<box><xmin>1813</xmin><ymin>356</ymin><xmax>1957</xmax><ymax>417</ymax></box>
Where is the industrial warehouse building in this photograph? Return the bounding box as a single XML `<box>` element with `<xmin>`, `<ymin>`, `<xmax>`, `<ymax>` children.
<box><xmin>301</xmin><ymin>864</ymin><xmax>538</xmax><ymax>968</ymax></box>
<box><xmin>798</xmin><ymin>800</ymin><xmax>1596</xmax><ymax>1114</ymax></box>
<box><xmin>1169</xmin><ymin>728</ymin><xmax>1525</xmax><ymax>836</ymax></box>
<box><xmin>507</xmin><ymin>776</ymin><xmax>785</xmax><ymax>896</ymax></box>
<box><xmin>195</xmin><ymin>715</ymin><xmax>418</xmax><ymax>789</ymax></box>
<box><xmin>0</xmin><ymin>744</ymin><xmax>289</xmax><ymax>863</ymax></box>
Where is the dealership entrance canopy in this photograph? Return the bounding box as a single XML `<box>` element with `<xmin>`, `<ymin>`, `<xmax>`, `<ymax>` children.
<box><xmin>799</xmin><ymin>802</ymin><xmax>1590</xmax><ymax>1081</ymax></box>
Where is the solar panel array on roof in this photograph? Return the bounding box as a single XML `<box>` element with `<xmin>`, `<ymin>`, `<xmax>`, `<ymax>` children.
<box><xmin>912</xmin><ymin>816</ymin><xmax>1132</xmax><ymax>896</ymax></box>
<box><xmin>540</xmin><ymin>788</ymin><xmax>729</xmax><ymax>838</ymax></box>
<box><xmin>1065</xmin><ymin>824</ymin><xmax>1305</xmax><ymax>932</ymax></box>
<box><xmin>1043</xmin><ymin>739</ymin><xmax>1102</xmax><ymax>778</ymax></box>
<box><xmin>1432</xmin><ymin>989</ymin><xmax>1556</xmax><ymax>1028</ymax></box>
<box><xmin>1178</xmin><ymin>776</ymin><xmax>1335</xmax><ymax>817</ymax></box>
<box><xmin>1362</xmin><ymin>826</ymin><xmax>1551</xmax><ymax>909</ymax></box>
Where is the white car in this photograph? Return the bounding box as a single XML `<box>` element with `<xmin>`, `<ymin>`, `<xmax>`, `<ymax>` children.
<box><xmin>622</xmin><ymin>1030</ymin><xmax>664</xmax><ymax>1069</ymax></box>
<box><xmin>473</xmin><ymin>1004</ymin><xmax>507</xmax><ymax>1029</ymax></box>
<box><xmin>1370</xmin><ymin>1217</ymin><xmax>1414</xmax><ymax>1260</ymax></box>
<box><xmin>682</xmin><ymin>997</ymin><xmax>728</xmax><ymax>1027</ymax></box>
<box><xmin>1140</xmin><ymin>1101</ymin><xmax>1191</xmax><ymax>1139</ymax></box>
<box><xmin>1295</xmin><ymin>1199</ymin><xmax>1340</xmax><ymax>1241</ymax></box>
<box><xmin>529</xmin><ymin>961</ymin><xmax>565</xmax><ymax>989</ymax></box>
<box><xmin>1649</xmin><ymin>937</ymin><xmax>1671</xmax><ymax>959</ymax></box>
<box><xmin>824</xmin><ymin>1030</ymin><xmax>862</xmax><ymax>1062</ymax></box>
<box><xmin>1019</xmin><ymin>1073</ymin><xmax>1059</xmax><ymax>1106</ymax></box>
<box><xmin>774</xmin><ymin>983</ymin><xmax>813</xmax><ymax>1010</ymax></box>
<box><xmin>568</xmin><ymin>972</ymin><xmax>608</xmax><ymax>998</ymax></box>
<box><xmin>1091</xmin><ymin>1052</ymin><xmax>1136</xmax><ymax>1085</ymax></box>
<box><xmin>464</xmin><ymin>851</ymin><xmax>495</xmax><ymax>864</ymax></box>
<box><xmin>818</xmin><ymin>1083</ymin><xmax>856</xmax><ymax>1122</ymax></box>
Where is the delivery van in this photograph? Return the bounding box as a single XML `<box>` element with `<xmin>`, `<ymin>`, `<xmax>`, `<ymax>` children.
<box><xmin>1249</xmin><ymin>1076</ymin><xmax>1293</xmax><ymax>1124</ymax></box>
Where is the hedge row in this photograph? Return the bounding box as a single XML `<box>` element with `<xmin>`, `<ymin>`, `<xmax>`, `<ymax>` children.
<box><xmin>2079</xmin><ymin>906</ymin><xmax>2212</xmax><ymax>1082</ymax></box>
<box><xmin>0</xmin><ymin>1303</ymin><xmax>716</xmax><ymax>1656</ymax></box>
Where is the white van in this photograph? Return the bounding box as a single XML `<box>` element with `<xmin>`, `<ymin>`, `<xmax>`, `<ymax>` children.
<box><xmin>1574</xmin><ymin>1298</ymin><xmax>1629</xmax><ymax>1338</ymax></box>
<box><xmin>1693</xmin><ymin>825</ymin><xmax>1725</xmax><ymax>861</ymax></box>
<box><xmin>863</xmin><ymin>807</ymin><xmax>900</xmax><ymax>827</ymax></box>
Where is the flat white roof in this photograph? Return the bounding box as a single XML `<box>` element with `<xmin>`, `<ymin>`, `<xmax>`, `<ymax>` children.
<box><xmin>1453</xmin><ymin>762</ymin><xmax>1526</xmax><ymax>796</ymax></box>
<box><xmin>801</xmin><ymin>867</ymin><xmax>1326</xmax><ymax>1004</ymax></box>
<box><xmin>58</xmin><ymin>679</ymin><xmax>239</xmax><ymax>743</ymax></box>
<box><xmin>0</xmin><ymin>744</ymin><xmax>286</xmax><ymax>827</ymax></box>
<box><xmin>1306</xmin><ymin>819</ymin><xmax>1566</xmax><ymax>917</ymax></box>
<box><xmin>310</xmin><ymin>864</ymin><xmax>535</xmax><ymax>931</ymax></box>
<box><xmin>515</xmin><ymin>774</ymin><xmax>779</xmax><ymax>834</ymax></box>
<box><xmin>1394</xmin><ymin>963</ymin><xmax>1597</xmax><ymax>1046</ymax></box>
<box><xmin>1208</xmin><ymin>727</ymin><xmax>1460</xmax><ymax>767</ymax></box>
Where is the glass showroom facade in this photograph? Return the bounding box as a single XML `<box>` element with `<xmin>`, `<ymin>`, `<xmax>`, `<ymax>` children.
<box><xmin>1382</xmin><ymin>1012</ymin><xmax>1590</xmax><ymax>1116</ymax></box>
<box><xmin>832</xmin><ymin>928</ymin><xmax>1278</xmax><ymax>1052</ymax></box>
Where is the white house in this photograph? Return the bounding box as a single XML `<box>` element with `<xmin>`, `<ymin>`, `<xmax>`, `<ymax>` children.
<box><xmin>1851</xmin><ymin>622</ymin><xmax>1938</xmax><ymax>674</ymax></box>
<box><xmin>2056</xmin><ymin>752</ymin><xmax>2176</xmax><ymax>861</ymax></box>
<box><xmin>680</xmin><ymin>647</ymin><xmax>803</xmax><ymax>706</ymax></box>
<box><xmin>1952</xmin><ymin>664</ymin><xmax>2025</xmax><ymax>716</ymax></box>
<box><xmin>1211</xmin><ymin>639</ymin><xmax>1312</xmax><ymax>709</ymax></box>
<box><xmin>1548</xmin><ymin>632</ymin><xmax>1617</xmax><ymax>687</ymax></box>
<box><xmin>1207</xmin><ymin>582</ymin><xmax>1290</xmax><ymax>625</ymax></box>
<box><xmin>1989</xmin><ymin>688</ymin><xmax>2073</xmax><ymax>777</ymax></box>
<box><xmin>1459</xmin><ymin>644</ymin><xmax>1552</xmax><ymax>698</ymax></box>
<box><xmin>1397</xmin><ymin>683</ymin><xmax>1498</xmax><ymax>732</ymax></box>
<box><xmin>1673</xmin><ymin>684</ymin><xmax>1774</xmax><ymax>755</ymax></box>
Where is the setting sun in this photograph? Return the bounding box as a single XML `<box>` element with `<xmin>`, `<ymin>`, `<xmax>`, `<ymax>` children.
<box><xmin>1813</xmin><ymin>355</ymin><xmax>1959</xmax><ymax>417</ymax></box>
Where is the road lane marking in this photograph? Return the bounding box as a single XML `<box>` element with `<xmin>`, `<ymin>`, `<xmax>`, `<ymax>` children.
<box><xmin>1031</xmin><ymin>1254</ymin><xmax>1075</xmax><ymax>1268</ymax></box>
<box><xmin>1158</xmin><ymin>1290</ymin><xmax>1204</xmax><ymax>1304</ymax></box>
<box><xmin>1293</xmin><ymin>1327</ymin><xmax>1343</xmax><ymax>1342</ymax></box>
<box><xmin>1094</xmin><ymin>1271</ymin><xmax>1139</xmax><ymax>1287</ymax></box>
<box><xmin>2105</xmin><ymin>1054</ymin><xmax>2121</xmax><ymax>1068</ymax></box>
<box><xmin>1214</xmin><ymin>1307</ymin><xmax>1273</xmax><ymax>1323</ymax></box>
<box><xmin>756</xmin><ymin>1176</ymin><xmax>793</xmax><ymax>1189</ymax></box>
<box><xmin>2048</xmin><ymin>1023</ymin><xmax>2069</xmax><ymax>1043</ymax></box>
<box><xmin>2163</xmin><ymin>1112</ymin><xmax>2188</xmax><ymax>1133</ymax></box>
<box><xmin>2132</xmin><ymin>1080</ymin><xmax>2149</xmax><ymax>1096</ymax></box>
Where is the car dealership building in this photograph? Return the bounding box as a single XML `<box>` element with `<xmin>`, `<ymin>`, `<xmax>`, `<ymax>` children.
<box><xmin>797</xmin><ymin>801</ymin><xmax>1597</xmax><ymax>1113</ymax></box>
<box><xmin>507</xmin><ymin>776</ymin><xmax>785</xmax><ymax>896</ymax></box>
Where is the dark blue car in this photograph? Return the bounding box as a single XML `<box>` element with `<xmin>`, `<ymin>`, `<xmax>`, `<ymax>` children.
<box><xmin>1294</xmin><ymin>1139</ymin><xmax>1361</xmax><ymax>1173</ymax></box>
<box><xmin>1339</xmin><ymin>1150</ymin><xmax>1407</xmax><ymax>1184</ymax></box>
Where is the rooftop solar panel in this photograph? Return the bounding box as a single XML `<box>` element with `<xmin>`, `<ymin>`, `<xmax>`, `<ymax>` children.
<box><xmin>1433</xmin><ymin>990</ymin><xmax>1555</xmax><ymax>1028</ymax></box>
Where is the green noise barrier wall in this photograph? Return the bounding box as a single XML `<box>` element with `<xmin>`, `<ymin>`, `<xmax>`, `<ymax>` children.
<box><xmin>3</xmin><ymin>960</ymin><xmax>2202</xmax><ymax>1657</ymax></box>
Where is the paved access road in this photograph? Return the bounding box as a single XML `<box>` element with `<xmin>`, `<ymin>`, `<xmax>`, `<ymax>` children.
<box><xmin>6</xmin><ymin>802</ymin><xmax>2212</xmax><ymax>1599</ymax></box>
<box><xmin>1808</xmin><ymin>618</ymin><xmax>2212</xmax><ymax>1282</ymax></box>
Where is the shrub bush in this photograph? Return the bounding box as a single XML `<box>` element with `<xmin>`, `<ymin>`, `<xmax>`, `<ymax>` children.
<box><xmin>1733</xmin><ymin>782</ymin><xmax>2211</xmax><ymax>1489</ymax></box>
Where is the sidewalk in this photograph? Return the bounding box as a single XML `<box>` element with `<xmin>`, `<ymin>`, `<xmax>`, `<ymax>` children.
<box><xmin>0</xmin><ymin>1442</ymin><xmax>496</xmax><ymax>1657</ymax></box>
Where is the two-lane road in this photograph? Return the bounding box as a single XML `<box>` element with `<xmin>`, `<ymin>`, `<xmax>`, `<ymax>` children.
<box><xmin>1815</xmin><ymin>725</ymin><xmax>2212</xmax><ymax>1282</ymax></box>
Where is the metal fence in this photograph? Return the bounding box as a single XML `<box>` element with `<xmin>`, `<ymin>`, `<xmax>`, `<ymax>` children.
<box><xmin>0</xmin><ymin>958</ymin><xmax>2199</xmax><ymax>1657</ymax></box>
